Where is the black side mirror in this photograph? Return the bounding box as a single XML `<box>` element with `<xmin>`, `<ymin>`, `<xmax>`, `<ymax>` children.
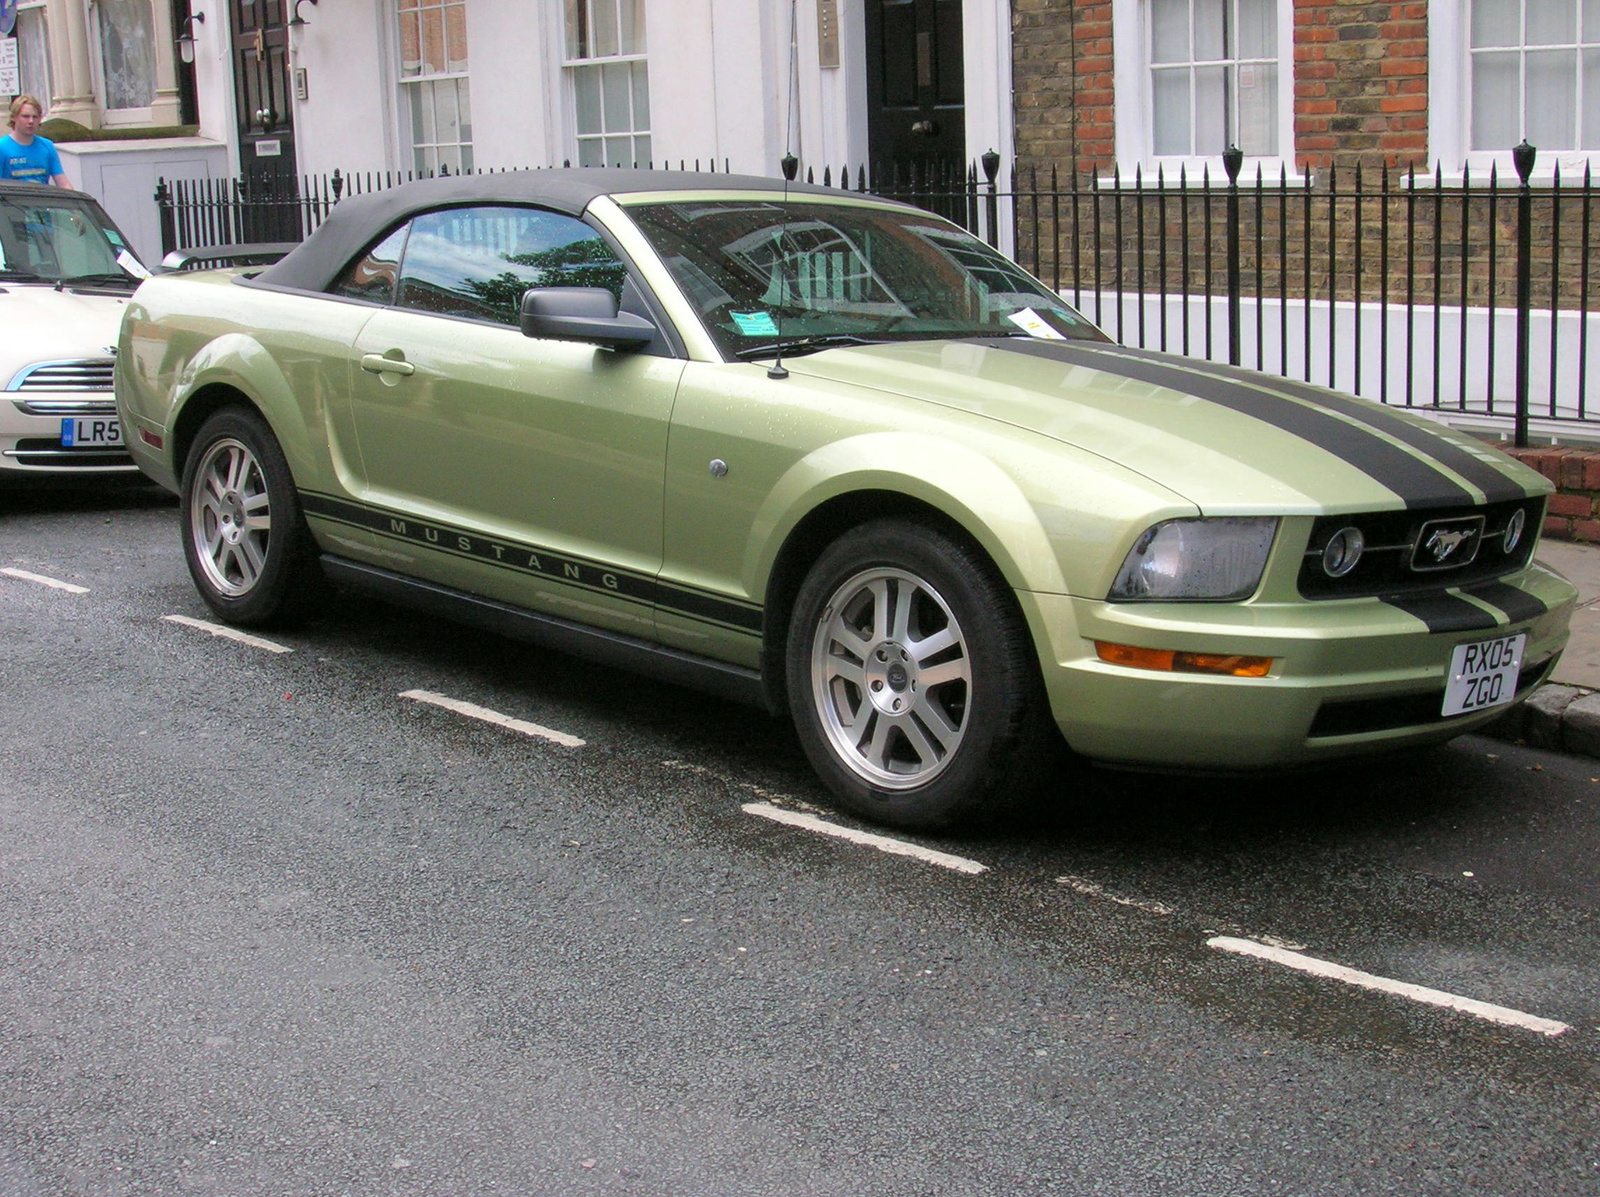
<box><xmin>519</xmin><ymin>287</ymin><xmax>656</xmax><ymax>349</ymax></box>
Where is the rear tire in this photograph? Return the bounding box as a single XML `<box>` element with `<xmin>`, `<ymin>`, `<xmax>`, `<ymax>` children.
<box><xmin>180</xmin><ymin>407</ymin><xmax>324</xmax><ymax>627</ymax></box>
<box><xmin>785</xmin><ymin>518</ymin><xmax>1054</xmax><ymax>830</ymax></box>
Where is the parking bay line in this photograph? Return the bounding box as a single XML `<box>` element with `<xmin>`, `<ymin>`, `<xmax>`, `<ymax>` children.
<box><xmin>2</xmin><ymin>567</ymin><xmax>88</xmax><ymax>594</ymax></box>
<box><xmin>162</xmin><ymin>614</ymin><xmax>292</xmax><ymax>654</ymax></box>
<box><xmin>400</xmin><ymin>690</ymin><xmax>586</xmax><ymax>748</ymax></box>
<box><xmin>1208</xmin><ymin>935</ymin><xmax>1572</xmax><ymax>1038</ymax></box>
<box><xmin>742</xmin><ymin>802</ymin><xmax>989</xmax><ymax>875</ymax></box>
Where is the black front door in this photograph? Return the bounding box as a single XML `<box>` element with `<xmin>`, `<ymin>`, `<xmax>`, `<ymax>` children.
<box><xmin>231</xmin><ymin>0</ymin><xmax>299</xmax><ymax>241</ymax></box>
<box><xmin>864</xmin><ymin>0</ymin><xmax>965</xmax><ymax>174</ymax></box>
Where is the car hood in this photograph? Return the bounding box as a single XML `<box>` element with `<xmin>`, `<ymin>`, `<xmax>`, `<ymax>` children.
<box><xmin>0</xmin><ymin>282</ymin><xmax>129</xmax><ymax>373</ymax></box>
<box><xmin>783</xmin><ymin>337</ymin><xmax>1546</xmax><ymax>513</ymax></box>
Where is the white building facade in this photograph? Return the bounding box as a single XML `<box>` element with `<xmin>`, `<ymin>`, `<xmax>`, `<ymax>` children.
<box><xmin>176</xmin><ymin>0</ymin><xmax>1014</xmax><ymax>187</ymax></box>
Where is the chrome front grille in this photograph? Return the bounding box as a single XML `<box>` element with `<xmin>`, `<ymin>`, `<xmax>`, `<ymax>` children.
<box><xmin>7</xmin><ymin>359</ymin><xmax>115</xmax><ymax>395</ymax></box>
<box><xmin>10</xmin><ymin>395</ymin><xmax>117</xmax><ymax>416</ymax></box>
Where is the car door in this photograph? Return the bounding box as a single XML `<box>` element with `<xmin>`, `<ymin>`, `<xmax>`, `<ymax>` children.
<box><xmin>343</xmin><ymin>204</ymin><xmax>684</xmax><ymax>640</ymax></box>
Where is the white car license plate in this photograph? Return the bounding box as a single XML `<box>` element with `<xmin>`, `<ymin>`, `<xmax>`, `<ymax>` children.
<box><xmin>1442</xmin><ymin>632</ymin><xmax>1526</xmax><ymax>717</ymax></box>
<box><xmin>60</xmin><ymin>416</ymin><xmax>123</xmax><ymax>447</ymax></box>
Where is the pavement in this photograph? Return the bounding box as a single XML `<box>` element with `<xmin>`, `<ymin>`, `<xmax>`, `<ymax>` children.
<box><xmin>1485</xmin><ymin>538</ymin><xmax>1600</xmax><ymax>754</ymax></box>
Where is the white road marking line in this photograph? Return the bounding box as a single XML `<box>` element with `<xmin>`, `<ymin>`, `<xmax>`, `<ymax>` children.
<box><xmin>400</xmin><ymin>690</ymin><xmax>586</xmax><ymax>748</ymax></box>
<box><xmin>661</xmin><ymin>759</ymin><xmax>818</xmax><ymax>810</ymax></box>
<box><xmin>1208</xmin><ymin>936</ymin><xmax>1572</xmax><ymax>1038</ymax></box>
<box><xmin>742</xmin><ymin>802</ymin><xmax>989</xmax><ymax>875</ymax></box>
<box><xmin>162</xmin><ymin>614</ymin><xmax>292</xmax><ymax>654</ymax></box>
<box><xmin>1058</xmin><ymin>875</ymin><xmax>1177</xmax><ymax>916</ymax></box>
<box><xmin>2</xmin><ymin>567</ymin><xmax>88</xmax><ymax>594</ymax></box>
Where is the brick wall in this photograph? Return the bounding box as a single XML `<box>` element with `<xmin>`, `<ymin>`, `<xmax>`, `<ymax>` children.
<box><xmin>1012</xmin><ymin>0</ymin><xmax>1113</xmax><ymax>170</ymax></box>
<box><xmin>1499</xmin><ymin>445</ymin><xmax>1600</xmax><ymax>543</ymax></box>
<box><xmin>1012</xmin><ymin>0</ymin><xmax>1433</xmax><ymax>173</ymax></box>
<box><xmin>1294</xmin><ymin>0</ymin><xmax>1430</xmax><ymax>169</ymax></box>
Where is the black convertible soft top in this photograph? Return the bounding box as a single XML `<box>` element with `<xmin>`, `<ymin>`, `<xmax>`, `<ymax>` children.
<box><xmin>253</xmin><ymin>168</ymin><xmax>876</xmax><ymax>294</ymax></box>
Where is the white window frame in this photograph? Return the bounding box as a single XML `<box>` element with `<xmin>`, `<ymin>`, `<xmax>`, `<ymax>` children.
<box><xmin>395</xmin><ymin>0</ymin><xmax>474</xmax><ymax>175</ymax></box>
<box><xmin>14</xmin><ymin>2</ymin><xmax>53</xmax><ymax>113</ymax></box>
<box><xmin>1430</xmin><ymin>0</ymin><xmax>1599</xmax><ymax>183</ymax></box>
<box><xmin>562</xmin><ymin>0</ymin><xmax>650</xmax><ymax>169</ymax></box>
<box><xmin>1111</xmin><ymin>0</ymin><xmax>1297</xmax><ymax>183</ymax></box>
<box><xmin>89</xmin><ymin>0</ymin><xmax>158</xmax><ymax>126</ymax></box>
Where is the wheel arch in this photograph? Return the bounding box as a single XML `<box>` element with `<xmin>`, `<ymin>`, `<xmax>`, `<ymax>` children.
<box><xmin>166</xmin><ymin>334</ymin><xmax>317</xmax><ymax>483</ymax></box>
<box><xmin>757</xmin><ymin>467</ymin><xmax>1060</xmax><ymax>715</ymax></box>
<box><xmin>169</xmin><ymin>381</ymin><xmax>259</xmax><ymax>480</ymax></box>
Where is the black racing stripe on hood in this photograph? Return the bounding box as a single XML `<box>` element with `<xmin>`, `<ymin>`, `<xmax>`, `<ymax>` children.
<box><xmin>980</xmin><ymin>339</ymin><xmax>1474</xmax><ymax>509</ymax></box>
<box><xmin>1463</xmin><ymin>581</ymin><xmax>1549</xmax><ymax>626</ymax></box>
<box><xmin>1103</xmin><ymin>346</ymin><xmax>1531</xmax><ymax>504</ymax></box>
<box><xmin>1379</xmin><ymin>593</ymin><xmax>1500</xmax><ymax>633</ymax></box>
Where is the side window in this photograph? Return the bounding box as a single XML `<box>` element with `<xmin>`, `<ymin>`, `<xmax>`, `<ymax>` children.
<box><xmin>329</xmin><ymin>226</ymin><xmax>409</xmax><ymax>304</ymax></box>
<box><xmin>394</xmin><ymin>205</ymin><xmax>628</xmax><ymax>326</ymax></box>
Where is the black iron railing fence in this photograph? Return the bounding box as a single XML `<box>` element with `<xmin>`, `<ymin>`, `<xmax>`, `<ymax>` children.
<box><xmin>155</xmin><ymin>146</ymin><xmax>1600</xmax><ymax>443</ymax></box>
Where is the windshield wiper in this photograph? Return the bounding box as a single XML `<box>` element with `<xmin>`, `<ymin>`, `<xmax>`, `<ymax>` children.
<box><xmin>56</xmin><ymin>272</ymin><xmax>138</xmax><ymax>290</ymax></box>
<box><xmin>0</xmin><ymin>269</ymin><xmax>48</xmax><ymax>283</ymax></box>
<box><xmin>733</xmin><ymin>333</ymin><xmax>885</xmax><ymax>362</ymax></box>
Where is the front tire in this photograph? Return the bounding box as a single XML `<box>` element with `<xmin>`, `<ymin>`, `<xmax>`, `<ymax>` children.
<box><xmin>786</xmin><ymin>518</ymin><xmax>1053</xmax><ymax>830</ymax></box>
<box><xmin>180</xmin><ymin>407</ymin><xmax>324</xmax><ymax>627</ymax></box>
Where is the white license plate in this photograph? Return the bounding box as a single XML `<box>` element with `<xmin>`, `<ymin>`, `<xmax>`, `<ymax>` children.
<box><xmin>60</xmin><ymin>416</ymin><xmax>123</xmax><ymax>447</ymax></box>
<box><xmin>1442</xmin><ymin>632</ymin><xmax>1526</xmax><ymax>717</ymax></box>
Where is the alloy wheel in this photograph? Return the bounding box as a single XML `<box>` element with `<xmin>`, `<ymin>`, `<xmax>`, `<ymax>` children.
<box><xmin>189</xmin><ymin>436</ymin><xmax>272</xmax><ymax>598</ymax></box>
<box><xmin>809</xmin><ymin>566</ymin><xmax>972</xmax><ymax>789</ymax></box>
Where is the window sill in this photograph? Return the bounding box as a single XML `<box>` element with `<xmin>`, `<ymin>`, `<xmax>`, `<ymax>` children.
<box><xmin>1406</xmin><ymin>161</ymin><xmax>1599</xmax><ymax>189</ymax></box>
<box><xmin>1099</xmin><ymin>161</ymin><xmax>1310</xmax><ymax>190</ymax></box>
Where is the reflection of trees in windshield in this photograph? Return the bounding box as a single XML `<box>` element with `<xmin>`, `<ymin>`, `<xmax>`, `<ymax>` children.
<box><xmin>465</xmin><ymin>240</ymin><xmax>628</xmax><ymax>324</ymax></box>
<box><xmin>395</xmin><ymin>207</ymin><xmax>628</xmax><ymax>326</ymax></box>
<box><xmin>627</xmin><ymin>200</ymin><xmax>1099</xmax><ymax>356</ymax></box>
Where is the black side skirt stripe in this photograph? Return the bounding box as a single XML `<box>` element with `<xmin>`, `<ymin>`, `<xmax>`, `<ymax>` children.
<box><xmin>1379</xmin><ymin>592</ymin><xmax>1501</xmax><ymax>633</ymax></box>
<box><xmin>300</xmin><ymin>491</ymin><xmax>763</xmax><ymax>634</ymax></box>
<box><xmin>1463</xmin><ymin>581</ymin><xmax>1549</xmax><ymax>626</ymax></box>
<box><xmin>981</xmin><ymin>339</ymin><xmax>1475</xmax><ymax>509</ymax></box>
<box><xmin>1103</xmin><ymin>346</ymin><xmax>1531</xmax><ymax>504</ymax></box>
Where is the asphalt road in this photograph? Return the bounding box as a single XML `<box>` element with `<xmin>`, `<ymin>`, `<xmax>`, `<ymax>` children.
<box><xmin>3</xmin><ymin>481</ymin><xmax>1599</xmax><ymax>1196</ymax></box>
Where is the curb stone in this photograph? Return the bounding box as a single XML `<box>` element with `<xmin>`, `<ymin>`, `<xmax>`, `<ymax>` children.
<box><xmin>1480</xmin><ymin>684</ymin><xmax>1600</xmax><ymax>757</ymax></box>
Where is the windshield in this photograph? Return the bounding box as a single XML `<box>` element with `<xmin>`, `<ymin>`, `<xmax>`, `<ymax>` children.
<box><xmin>625</xmin><ymin>198</ymin><xmax>1106</xmax><ymax>359</ymax></box>
<box><xmin>0</xmin><ymin>193</ymin><xmax>147</xmax><ymax>287</ymax></box>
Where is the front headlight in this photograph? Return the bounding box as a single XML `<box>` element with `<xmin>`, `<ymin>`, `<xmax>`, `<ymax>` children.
<box><xmin>1109</xmin><ymin>517</ymin><xmax>1279</xmax><ymax>601</ymax></box>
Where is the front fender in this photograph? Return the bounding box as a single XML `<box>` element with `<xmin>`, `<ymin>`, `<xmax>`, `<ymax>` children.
<box><xmin>748</xmin><ymin>431</ymin><xmax>1071</xmax><ymax>598</ymax></box>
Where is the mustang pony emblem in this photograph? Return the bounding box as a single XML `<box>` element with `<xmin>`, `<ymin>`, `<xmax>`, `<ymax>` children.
<box><xmin>1426</xmin><ymin>527</ymin><xmax>1475</xmax><ymax>562</ymax></box>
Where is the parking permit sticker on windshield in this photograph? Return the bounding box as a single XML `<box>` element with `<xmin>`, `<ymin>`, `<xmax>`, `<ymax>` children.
<box><xmin>117</xmin><ymin>249</ymin><xmax>151</xmax><ymax>279</ymax></box>
<box><xmin>732</xmin><ymin>311</ymin><xmax>780</xmax><ymax>336</ymax></box>
<box><xmin>1007</xmin><ymin>307</ymin><xmax>1068</xmax><ymax>340</ymax></box>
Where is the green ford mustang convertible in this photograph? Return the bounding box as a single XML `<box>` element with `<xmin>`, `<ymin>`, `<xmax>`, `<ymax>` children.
<box><xmin>115</xmin><ymin>170</ymin><xmax>1576</xmax><ymax>828</ymax></box>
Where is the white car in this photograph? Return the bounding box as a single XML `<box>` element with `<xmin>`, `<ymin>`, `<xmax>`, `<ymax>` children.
<box><xmin>1</xmin><ymin>180</ymin><xmax>150</xmax><ymax>478</ymax></box>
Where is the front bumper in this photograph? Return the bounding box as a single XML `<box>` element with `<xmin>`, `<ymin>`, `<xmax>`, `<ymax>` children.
<box><xmin>1</xmin><ymin>391</ymin><xmax>136</xmax><ymax>474</ymax></box>
<box><xmin>1026</xmin><ymin>560</ymin><xmax>1577</xmax><ymax>769</ymax></box>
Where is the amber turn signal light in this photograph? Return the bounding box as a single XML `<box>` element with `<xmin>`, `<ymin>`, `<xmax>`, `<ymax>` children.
<box><xmin>1094</xmin><ymin>641</ymin><xmax>1273</xmax><ymax>678</ymax></box>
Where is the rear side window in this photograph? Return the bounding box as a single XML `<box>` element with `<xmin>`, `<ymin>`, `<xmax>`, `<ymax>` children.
<box><xmin>393</xmin><ymin>205</ymin><xmax>628</xmax><ymax>326</ymax></box>
<box><xmin>329</xmin><ymin>225</ymin><xmax>408</xmax><ymax>304</ymax></box>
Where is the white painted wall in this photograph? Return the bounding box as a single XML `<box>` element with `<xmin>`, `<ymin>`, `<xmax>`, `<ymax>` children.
<box><xmin>59</xmin><ymin>137</ymin><xmax>231</xmax><ymax>264</ymax></box>
<box><xmin>468</xmin><ymin>1</ymin><xmax>563</xmax><ymax>169</ymax></box>
<box><xmin>287</xmin><ymin>0</ymin><xmax>395</xmax><ymax>178</ymax></box>
<box><xmin>167</xmin><ymin>0</ymin><xmax>1013</xmax><ymax>193</ymax></box>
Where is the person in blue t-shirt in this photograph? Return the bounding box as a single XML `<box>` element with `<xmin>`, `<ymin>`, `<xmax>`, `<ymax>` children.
<box><xmin>0</xmin><ymin>96</ymin><xmax>72</xmax><ymax>188</ymax></box>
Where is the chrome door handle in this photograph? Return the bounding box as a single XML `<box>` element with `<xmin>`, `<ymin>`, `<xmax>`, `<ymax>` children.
<box><xmin>360</xmin><ymin>353</ymin><xmax>414</xmax><ymax>376</ymax></box>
